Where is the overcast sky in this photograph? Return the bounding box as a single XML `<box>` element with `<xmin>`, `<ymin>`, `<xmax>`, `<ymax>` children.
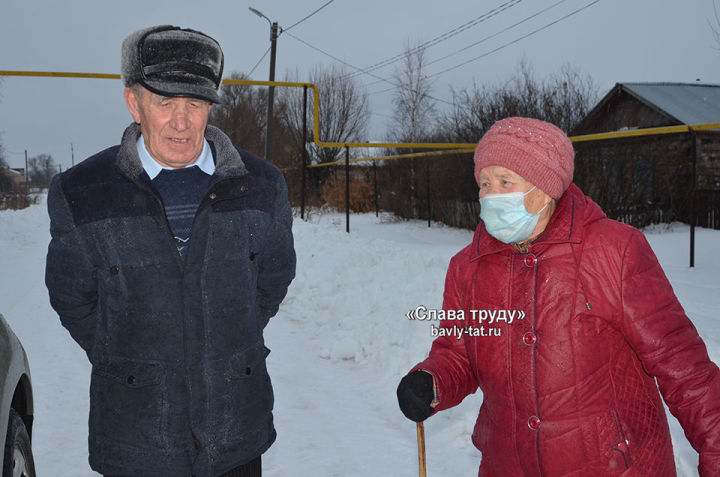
<box><xmin>1</xmin><ymin>0</ymin><xmax>719</xmax><ymax>170</ymax></box>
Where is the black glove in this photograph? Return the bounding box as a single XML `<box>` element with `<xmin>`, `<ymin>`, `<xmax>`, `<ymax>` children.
<box><xmin>396</xmin><ymin>371</ymin><xmax>435</xmax><ymax>422</ymax></box>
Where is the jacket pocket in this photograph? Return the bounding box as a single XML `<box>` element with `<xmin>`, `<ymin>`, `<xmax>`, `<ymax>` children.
<box><xmin>90</xmin><ymin>355</ymin><xmax>167</xmax><ymax>452</ymax></box>
<box><xmin>208</xmin><ymin>342</ymin><xmax>273</xmax><ymax>449</ymax></box>
<box><xmin>228</xmin><ymin>341</ymin><xmax>271</xmax><ymax>379</ymax></box>
<box><xmin>594</xmin><ymin>409</ymin><xmax>633</xmax><ymax>474</ymax></box>
<box><xmin>609</xmin><ymin>410</ymin><xmax>632</xmax><ymax>469</ymax></box>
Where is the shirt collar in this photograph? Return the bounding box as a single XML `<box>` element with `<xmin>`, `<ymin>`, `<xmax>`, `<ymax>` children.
<box><xmin>136</xmin><ymin>135</ymin><xmax>215</xmax><ymax>179</ymax></box>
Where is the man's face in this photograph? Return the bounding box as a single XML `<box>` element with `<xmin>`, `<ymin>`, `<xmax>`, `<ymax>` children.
<box><xmin>124</xmin><ymin>87</ymin><xmax>212</xmax><ymax>169</ymax></box>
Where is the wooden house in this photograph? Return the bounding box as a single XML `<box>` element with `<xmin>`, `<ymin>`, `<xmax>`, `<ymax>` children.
<box><xmin>571</xmin><ymin>82</ymin><xmax>720</xmax><ymax>229</ymax></box>
<box><xmin>0</xmin><ymin>168</ymin><xmax>27</xmax><ymax>192</ymax></box>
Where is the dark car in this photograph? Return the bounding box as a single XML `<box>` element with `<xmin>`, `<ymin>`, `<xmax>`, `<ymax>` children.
<box><xmin>0</xmin><ymin>313</ymin><xmax>35</xmax><ymax>477</ymax></box>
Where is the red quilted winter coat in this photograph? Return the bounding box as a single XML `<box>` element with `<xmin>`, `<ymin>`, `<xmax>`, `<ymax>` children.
<box><xmin>412</xmin><ymin>184</ymin><xmax>720</xmax><ymax>476</ymax></box>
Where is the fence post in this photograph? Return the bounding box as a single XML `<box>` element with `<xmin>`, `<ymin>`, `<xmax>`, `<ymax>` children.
<box><xmin>374</xmin><ymin>160</ymin><xmax>379</xmax><ymax>217</ymax></box>
<box><xmin>690</xmin><ymin>129</ymin><xmax>697</xmax><ymax>268</ymax></box>
<box><xmin>345</xmin><ymin>146</ymin><xmax>350</xmax><ymax>233</ymax></box>
<box><xmin>301</xmin><ymin>85</ymin><xmax>308</xmax><ymax>220</ymax></box>
<box><xmin>426</xmin><ymin>156</ymin><xmax>431</xmax><ymax>228</ymax></box>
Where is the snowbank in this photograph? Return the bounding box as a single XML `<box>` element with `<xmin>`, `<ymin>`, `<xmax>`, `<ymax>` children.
<box><xmin>1</xmin><ymin>199</ymin><xmax>718</xmax><ymax>476</ymax></box>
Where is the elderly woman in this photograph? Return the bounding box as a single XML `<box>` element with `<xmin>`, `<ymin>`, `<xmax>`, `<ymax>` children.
<box><xmin>397</xmin><ymin>117</ymin><xmax>720</xmax><ymax>476</ymax></box>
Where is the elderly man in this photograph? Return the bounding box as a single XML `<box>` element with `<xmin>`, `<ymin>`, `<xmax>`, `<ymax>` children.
<box><xmin>45</xmin><ymin>25</ymin><xmax>296</xmax><ymax>477</ymax></box>
<box><xmin>397</xmin><ymin>117</ymin><xmax>720</xmax><ymax>476</ymax></box>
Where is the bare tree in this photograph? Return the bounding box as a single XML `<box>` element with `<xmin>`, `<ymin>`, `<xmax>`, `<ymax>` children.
<box><xmin>208</xmin><ymin>71</ymin><xmax>303</xmax><ymax>202</ymax></box>
<box><xmin>438</xmin><ymin>60</ymin><xmax>542</xmax><ymax>143</ymax></box>
<box><xmin>0</xmin><ymin>82</ymin><xmax>6</xmax><ymax>169</ymax></box>
<box><xmin>389</xmin><ymin>42</ymin><xmax>437</xmax><ymax>142</ymax></box>
<box><xmin>208</xmin><ymin>72</ymin><xmax>269</xmax><ymax>157</ymax></box>
<box><xmin>439</xmin><ymin>82</ymin><xmax>493</xmax><ymax>143</ymax></box>
<box><xmin>543</xmin><ymin>63</ymin><xmax>599</xmax><ymax>133</ymax></box>
<box><xmin>0</xmin><ymin>141</ymin><xmax>8</xmax><ymax>170</ymax></box>
<box><xmin>281</xmin><ymin>64</ymin><xmax>369</xmax><ymax>166</ymax></box>
<box><xmin>0</xmin><ymin>85</ymin><xmax>31</xmax><ymax>203</ymax></box>
<box><xmin>385</xmin><ymin>42</ymin><xmax>438</xmax><ymax>218</ymax></box>
<box><xmin>28</xmin><ymin>154</ymin><xmax>58</xmax><ymax>187</ymax></box>
<box><xmin>0</xmin><ymin>142</ymin><xmax>12</xmax><ymax>193</ymax></box>
<box><xmin>439</xmin><ymin>60</ymin><xmax>598</xmax><ymax>141</ymax></box>
<box><xmin>712</xmin><ymin>0</ymin><xmax>720</xmax><ymax>49</ymax></box>
<box><xmin>0</xmin><ymin>84</ymin><xmax>7</xmax><ymax>169</ymax></box>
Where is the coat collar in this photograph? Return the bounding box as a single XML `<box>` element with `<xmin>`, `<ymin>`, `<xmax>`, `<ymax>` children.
<box><xmin>470</xmin><ymin>183</ymin><xmax>604</xmax><ymax>261</ymax></box>
<box><xmin>116</xmin><ymin>123</ymin><xmax>248</xmax><ymax>183</ymax></box>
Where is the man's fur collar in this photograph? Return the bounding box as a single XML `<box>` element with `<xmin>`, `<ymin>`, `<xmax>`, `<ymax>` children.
<box><xmin>116</xmin><ymin>122</ymin><xmax>248</xmax><ymax>181</ymax></box>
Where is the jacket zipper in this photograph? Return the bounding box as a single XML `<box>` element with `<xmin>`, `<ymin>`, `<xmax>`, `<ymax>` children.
<box><xmin>531</xmin><ymin>263</ymin><xmax>544</xmax><ymax>477</ymax></box>
<box><xmin>117</xmin><ymin>166</ymin><xmax>244</xmax><ymax>470</ymax></box>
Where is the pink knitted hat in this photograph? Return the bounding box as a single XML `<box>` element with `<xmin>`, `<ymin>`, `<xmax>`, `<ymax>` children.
<box><xmin>473</xmin><ymin>117</ymin><xmax>575</xmax><ymax>200</ymax></box>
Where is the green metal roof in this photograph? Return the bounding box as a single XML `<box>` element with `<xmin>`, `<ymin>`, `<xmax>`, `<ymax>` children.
<box><xmin>622</xmin><ymin>82</ymin><xmax>720</xmax><ymax>125</ymax></box>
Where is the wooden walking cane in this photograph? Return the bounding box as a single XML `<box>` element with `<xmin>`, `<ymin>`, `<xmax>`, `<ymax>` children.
<box><xmin>416</xmin><ymin>421</ymin><xmax>427</xmax><ymax>477</ymax></box>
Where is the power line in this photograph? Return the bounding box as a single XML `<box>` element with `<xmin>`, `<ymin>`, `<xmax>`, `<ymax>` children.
<box><xmin>427</xmin><ymin>0</ymin><xmax>600</xmax><ymax>79</ymax></box>
<box><xmin>262</xmin><ymin>1</ymin><xmax>600</xmax><ymax>116</ymax></box>
<box><xmin>284</xmin><ymin>1</ymin><xmax>523</xmax><ymax>86</ymax></box>
<box><xmin>245</xmin><ymin>1</ymin><xmax>335</xmax><ymax>77</ymax></box>
<box><xmin>345</xmin><ymin>0</ymin><xmax>523</xmax><ymax>80</ymax></box>
<box><xmin>282</xmin><ymin>1</ymin><xmax>541</xmax><ymax>109</ymax></box>
<box><xmin>285</xmin><ymin>31</ymin><xmax>457</xmax><ymax>108</ymax></box>
<box><xmin>425</xmin><ymin>0</ymin><xmax>571</xmax><ymax>69</ymax></box>
<box><xmin>248</xmin><ymin>46</ymin><xmax>271</xmax><ymax>77</ymax></box>
<box><xmin>284</xmin><ymin>0</ymin><xmax>336</xmax><ymax>32</ymax></box>
<box><xmin>368</xmin><ymin>0</ymin><xmax>599</xmax><ymax>96</ymax></box>
<box><xmin>284</xmin><ymin>31</ymin><xmax>390</xmax><ymax>84</ymax></box>
<box><xmin>365</xmin><ymin>0</ymin><xmax>599</xmax><ymax>104</ymax></box>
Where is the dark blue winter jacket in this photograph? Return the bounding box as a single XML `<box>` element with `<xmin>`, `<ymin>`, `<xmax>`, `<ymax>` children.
<box><xmin>45</xmin><ymin>123</ymin><xmax>296</xmax><ymax>476</ymax></box>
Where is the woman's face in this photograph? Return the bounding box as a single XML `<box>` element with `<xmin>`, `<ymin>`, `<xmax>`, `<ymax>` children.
<box><xmin>476</xmin><ymin>165</ymin><xmax>550</xmax><ymax>215</ymax></box>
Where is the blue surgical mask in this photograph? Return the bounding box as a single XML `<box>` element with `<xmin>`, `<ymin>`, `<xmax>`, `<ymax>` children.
<box><xmin>479</xmin><ymin>187</ymin><xmax>547</xmax><ymax>244</ymax></box>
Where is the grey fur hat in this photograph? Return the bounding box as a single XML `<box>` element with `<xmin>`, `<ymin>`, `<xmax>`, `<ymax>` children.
<box><xmin>121</xmin><ymin>25</ymin><xmax>224</xmax><ymax>103</ymax></box>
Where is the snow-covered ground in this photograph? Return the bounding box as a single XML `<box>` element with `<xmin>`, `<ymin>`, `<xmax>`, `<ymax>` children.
<box><xmin>1</xmin><ymin>196</ymin><xmax>719</xmax><ymax>476</ymax></box>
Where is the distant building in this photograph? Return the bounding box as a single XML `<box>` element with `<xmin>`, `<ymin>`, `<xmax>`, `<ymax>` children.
<box><xmin>572</xmin><ymin>82</ymin><xmax>720</xmax><ymax>229</ymax></box>
<box><xmin>0</xmin><ymin>167</ymin><xmax>27</xmax><ymax>191</ymax></box>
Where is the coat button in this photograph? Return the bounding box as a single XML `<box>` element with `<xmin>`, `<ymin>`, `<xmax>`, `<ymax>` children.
<box><xmin>127</xmin><ymin>375</ymin><xmax>136</xmax><ymax>385</ymax></box>
<box><xmin>209</xmin><ymin>193</ymin><xmax>217</xmax><ymax>200</ymax></box>
<box><xmin>528</xmin><ymin>416</ymin><xmax>540</xmax><ymax>430</ymax></box>
<box><xmin>109</xmin><ymin>265</ymin><xmax>119</xmax><ymax>275</ymax></box>
<box><xmin>523</xmin><ymin>331</ymin><xmax>537</xmax><ymax>345</ymax></box>
<box><xmin>240</xmin><ymin>185</ymin><xmax>248</xmax><ymax>193</ymax></box>
<box><xmin>249</xmin><ymin>252</ymin><xmax>256</xmax><ymax>261</ymax></box>
<box><xmin>524</xmin><ymin>254</ymin><xmax>537</xmax><ymax>267</ymax></box>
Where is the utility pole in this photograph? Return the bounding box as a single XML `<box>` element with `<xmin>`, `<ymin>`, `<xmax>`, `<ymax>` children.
<box><xmin>71</xmin><ymin>142</ymin><xmax>75</xmax><ymax>167</ymax></box>
<box><xmin>266</xmin><ymin>21</ymin><xmax>279</xmax><ymax>163</ymax></box>
<box><xmin>249</xmin><ymin>7</ymin><xmax>281</xmax><ymax>163</ymax></box>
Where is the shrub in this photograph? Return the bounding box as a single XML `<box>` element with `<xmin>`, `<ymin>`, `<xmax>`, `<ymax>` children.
<box><xmin>319</xmin><ymin>171</ymin><xmax>375</xmax><ymax>213</ymax></box>
<box><xmin>0</xmin><ymin>191</ymin><xmax>38</xmax><ymax>210</ymax></box>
